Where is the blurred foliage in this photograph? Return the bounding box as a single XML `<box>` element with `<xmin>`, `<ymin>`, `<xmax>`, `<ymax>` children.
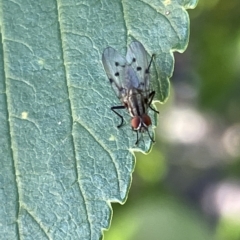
<box><xmin>216</xmin><ymin>218</ymin><xmax>240</xmax><ymax>240</ymax></box>
<box><xmin>105</xmin><ymin>195</ymin><xmax>213</xmax><ymax>240</ymax></box>
<box><xmin>105</xmin><ymin>1</ymin><xmax>240</xmax><ymax>239</ymax></box>
<box><xmin>134</xmin><ymin>147</ymin><xmax>167</xmax><ymax>184</ymax></box>
<box><xmin>190</xmin><ymin>0</ymin><xmax>240</xmax><ymax>118</ymax></box>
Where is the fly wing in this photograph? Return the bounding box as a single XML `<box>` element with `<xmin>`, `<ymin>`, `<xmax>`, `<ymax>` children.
<box><xmin>102</xmin><ymin>46</ymin><xmax>128</xmax><ymax>99</ymax></box>
<box><xmin>102</xmin><ymin>46</ymin><xmax>140</xmax><ymax>98</ymax></box>
<box><xmin>126</xmin><ymin>41</ymin><xmax>150</xmax><ymax>93</ymax></box>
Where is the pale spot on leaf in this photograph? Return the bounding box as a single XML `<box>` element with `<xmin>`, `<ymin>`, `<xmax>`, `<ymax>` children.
<box><xmin>21</xmin><ymin>111</ymin><xmax>28</xmax><ymax>119</ymax></box>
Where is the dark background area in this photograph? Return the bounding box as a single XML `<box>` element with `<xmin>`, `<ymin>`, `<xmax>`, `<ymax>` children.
<box><xmin>105</xmin><ymin>1</ymin><xmax>240</xmax><ymax>239</ymax></box>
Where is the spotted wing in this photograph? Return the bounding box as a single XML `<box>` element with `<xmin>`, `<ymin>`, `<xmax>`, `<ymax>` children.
<box><xmin>102</xmin><ymin>46</ymin><xmax>140</xmax><ymax>99</ymax></box>
<box><xmin>126</xmin><ymin>41</ymin><xmax>150</xmax><ymax>93</ymax></box>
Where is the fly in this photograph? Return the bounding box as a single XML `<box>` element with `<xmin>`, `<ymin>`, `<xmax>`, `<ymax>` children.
<box><xmin>102</xmin><ymin>41</ymin><xmax>159</xmax><ymax>145</ymax></box>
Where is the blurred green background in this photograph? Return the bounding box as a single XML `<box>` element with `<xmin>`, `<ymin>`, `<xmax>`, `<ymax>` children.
<box><xmin>105</xmin><ymin>1</ymin><xmax>240</xmax><ymax>239</ymax></box>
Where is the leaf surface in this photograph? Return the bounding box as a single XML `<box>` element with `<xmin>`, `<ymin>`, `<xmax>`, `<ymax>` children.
<box><xmin>0</xmin><ymin>0</ymin><xmax>198</xmax><ymax>239</ymax></box>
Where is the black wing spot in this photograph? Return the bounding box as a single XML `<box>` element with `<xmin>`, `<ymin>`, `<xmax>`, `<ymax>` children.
<box><xmin>109</xmin><ymin>78</ymin><xmax>114</xmax><ymax>83</ymax></box>
<box><xmin>132</xmin><ymin>58</ymin><xmax>136</xmax><ymax>62</ymax></box>
<box><xmin>137</xmin><ymin>67</ymin><xmax>142</xmax><ymax>71</ymax></box>
<box><xmin>115</xmin><ymin>62</ymin><xmax>119</xmax><ymax>66</ymax></box>
<box><xmin>115</xmin><ymin>72</ymin><xmax>119</xmax><ymax>76</ymax></box>
<box><xmin>145</xmin><ymin>69</ymin><xmax>150</xmax><ymax>74</ymax></box>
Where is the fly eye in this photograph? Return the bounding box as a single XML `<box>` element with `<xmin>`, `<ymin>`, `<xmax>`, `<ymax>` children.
<box><xmin>131</xmin><ymin>116</ymin><xmax>141</xmax><ymax>130</ymax></box>
<box><xmin>142</xmin><ymin>114</ymin><xmax>151</xmax><ymax>126</ymax></box>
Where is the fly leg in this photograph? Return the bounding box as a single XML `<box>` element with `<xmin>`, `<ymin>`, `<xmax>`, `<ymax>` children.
<box><xmin>131</xmin><ymin>127</ymin><xmax>140</xmax><ymax>145</ymax></box>
<box><xmin>135</xmin><ymin>130</ymin><xmax>140</xmax><ymax>145</ymax></box>
<box><xmin>134</xmin><ymin>127</ymin><xmax>155</xmax><ymax>145</ymax></box>
<box><xmin>148</xmin><ymin>91</ymin><xmax>159</xmax><ymax>114</ymax></box>
<box><xmin>111</xmin><ymin>105</ymin><xmax>126</xmax><ymax>128</ymax></box>
<box><xmin>146</xmin><ymin>54</ymin><xmax>159</xmax><ymax>114</ymax></box>
<box><xmin>145</xmin><ymin>127</ymin><xmax>155</xmax><ymax>143</ymax></box>
<box><xmin>146</xmin><ymin>54</ymin><xmax>155</xmax><ymax>73</ymax></box>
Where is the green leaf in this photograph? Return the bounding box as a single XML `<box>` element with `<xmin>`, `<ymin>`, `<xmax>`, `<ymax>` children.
<box><xmin>0</xmin><ymin>0</ymin><xmax>198</xmax><ymax>239</ymax></box>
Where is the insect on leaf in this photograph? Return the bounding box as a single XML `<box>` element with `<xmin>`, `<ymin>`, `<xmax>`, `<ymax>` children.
<box><xmin>102</xmin><ymin>41</ymin><xmax>159</xmax><ymax>145</ymax></box>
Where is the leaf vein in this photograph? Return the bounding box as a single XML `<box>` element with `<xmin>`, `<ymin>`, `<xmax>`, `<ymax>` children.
<box><xmin>75</xmin><ymin>120</ymin><xmax>121</xmax><ymax>197</ymax></box>
<box><xmin>56</xmin><ymin>1</ymin><xmax>93</xmax><ymax>238</ymax></box>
